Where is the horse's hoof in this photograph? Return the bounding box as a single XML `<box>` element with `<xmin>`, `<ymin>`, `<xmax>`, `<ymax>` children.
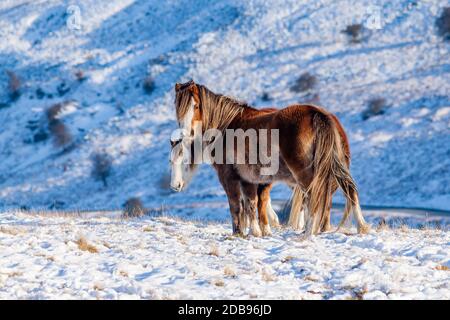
<box><xmin>357</xmin><ymin>224</ymin><xmax>371</xmax><ymax>234</ymax></box>
<box><xmin>260</xmin><ymin>223</ymin><xmax>272</xmax><ymax>237</ymax></box>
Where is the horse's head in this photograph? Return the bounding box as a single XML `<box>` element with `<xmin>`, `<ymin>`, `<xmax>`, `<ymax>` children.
<box><xmin>169</xmin><ymin>121</ymin><xmax>200</xmax><ymax>193</ymax></box>
<box><xmin>169</xmin><ymin>81</ymin><xmax>203</xmax><ymax>192</ymax></box>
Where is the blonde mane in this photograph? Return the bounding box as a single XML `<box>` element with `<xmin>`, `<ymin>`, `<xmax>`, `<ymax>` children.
<box><xmin>175</xmin><ymin>83</ymin><xmax>247</xmax><ymax>131</ymax></box>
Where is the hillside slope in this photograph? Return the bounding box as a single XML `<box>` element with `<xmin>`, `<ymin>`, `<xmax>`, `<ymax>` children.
<box><xmin>0</xmin><ymin>0</ymin><xmax>449</xmax><ymax>215</ymax></box>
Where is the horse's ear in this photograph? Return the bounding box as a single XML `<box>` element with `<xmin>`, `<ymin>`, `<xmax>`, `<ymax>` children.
<box><xmin>175</xmin><ymin>83</ymin><xmax>182</xmax><ymax>91</ymax></box>
<box><xmin>188</xmin><ymin>83</ymin><xmax>200</xmax><ymax>105</ymax></box>
<box><xmin>188</xmin><ymin>83</ymin><xmax>199</xmax><ymax>95</ymax></box>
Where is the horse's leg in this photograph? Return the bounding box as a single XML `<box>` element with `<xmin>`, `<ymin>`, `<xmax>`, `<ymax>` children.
<box><xmin>257</xmin><ymin>184</ymin><xmax>272</xmax><ymax>236</ymax></box>
<box><xmin>217</xmin><ymin>166</ymin><xmax>244</xmax><ymax>235</ymax></box>
<box><xmin>266</xmin><ymin>198</ymin><xmax>280</xmax><ymax>228</ymax></box>
<box><xmin>241</xmin><ymin>181</ymin><xmax>262</xmax><ymax>237</ymax></box>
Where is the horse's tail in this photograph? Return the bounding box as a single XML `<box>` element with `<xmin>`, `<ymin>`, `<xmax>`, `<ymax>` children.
<box><xmin>306</xmin><ymin>112</ymin><xmax>370</xmax><ymax>234</ymax></box>
<box><xmin>287</xmin><ymin>185</ymin><xmax>305</xmax><ymax>229</ymax></box>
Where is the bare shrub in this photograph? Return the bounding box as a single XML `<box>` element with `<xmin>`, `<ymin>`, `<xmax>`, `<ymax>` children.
<box><xmin>75</xmin><ymin>70</ymin><xmax>87</xmax><ymax>82</ymax></box>
<box><xmin>122</xmin><ymin>197</ymin><xmax>146</xmax><ymax>218</ymax></box>
<box><xmin>261</xmin><ymin>92</ymin><xmax>271</xmax><ymax>102</ymax></box>
<box><xmin>436</xmin><ymin>7</ymin><xmax>450</xmax><ymax>41</ymax></box>
<box><xmin>362</xmin><ymin>98</ymin><xmax>388</xmax><ymax>120</ymax></box>
<box><xmin>48</xmin><ymin>119</ymin><xmax>72</xmax><ymax>147</ymax></box>
<box><xmin>91</xmin><ymin>152</ymin><xmax>112</xmax><ymax>187</ymax></box>
<box><xmin>159</xmin><ymin>172</ymin><xmax>171</xmax><ymax>191</ymax></box>
<box><xmin>290</xmin><ymin>72</ymin><xmax>317</xmax><ymax>93</ymax></box>
<box><xmin>46</xmin><ymin>102</ymin><xmax>71</xmax><ymax>122</ymax></box>
<box><xmin>143</xmin><ymin>76</ymin><xmax>155</xmax><ymax>94</ymax></box>
<box><xmin>75</xmin><ymin>236</ymin><xmax>98</xmax><ymax>253</ymax></box>
<box><xmin>6</xmin><ymin>70</ymin><xmax>21</xmax><ymax>101</ymax></box>
<box><xmin>376</xmin><ymin>217</ymin><xmax>389</xmax><ymax>231</ymax></box>
<box><xmin>342</xmin><ymin>24</ymin><xmax>365</xmax><ymax>43</ymax></box>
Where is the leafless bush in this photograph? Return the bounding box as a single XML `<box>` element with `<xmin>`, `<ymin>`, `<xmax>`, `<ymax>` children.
<box><xmin>362</xmin><ymin>98</ymin><xmax>388</xmax><ymax>120</ymax></box>
<box><xmin>261</xmin><ymin>92</ymin><xmax>271</xmax><ymax>102</ymax></box>
<box><xmin>91</xmin><ymin>152</ymin><xmax>112</xmax><ymax>187</ymax></box>
<box><xmin>48</xmin><ymin>119</ymin><xmax>72</xmax><ymax>147</ymax></box>
<box><xmin>122</xmin><ymin>197</ymin><xmax>146</xmax><ymax>218</ymax></box>
<box><xmin>6</xmin><ymin>70</ymin><xmax>21</xmax><ymax>101</ymax></box>
<box><xmin>342</xmin><ymin>24</ymin><xmax>363</xmax><ymax>43</ymax></box>
<box><xmin>75</xmin><ymin>70</ymin><xmax>87</xmax><ymax>82</ymax></box>
<box><xmin>45</xmin><ymin>102</ymin><xmax>73</xmax><ymax>147</ymax></box>
<box><xmin>46</xmin><ymin>102</ymin><xmax>68</xmax><ymax>121</ymax></box>
<box><xmin>290</xmin><ymin>72</ymin><xmax>317</xmax><ymax>93</ymax></box>
<box><xmin>436</xmin><ymin>7</ymin><xmax>450</xmax><ymax>41</ymax></box>
<box><xmin>143</xmin><ymin>76</ymin><xmax>155</xmax><ymax>94</ymax></box>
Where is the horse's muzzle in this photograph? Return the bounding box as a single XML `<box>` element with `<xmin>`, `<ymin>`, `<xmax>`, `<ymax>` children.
<box><xmin>170</xmin><ymin>182</ymin><xmax>183</xmax><ymax>192</ymax></box>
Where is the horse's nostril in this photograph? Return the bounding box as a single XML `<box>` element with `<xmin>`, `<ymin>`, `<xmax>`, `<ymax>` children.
<box><xmin>170</xmin><ymin>182</ymin><xmax>183</xmax><ymax>192</ymax></box>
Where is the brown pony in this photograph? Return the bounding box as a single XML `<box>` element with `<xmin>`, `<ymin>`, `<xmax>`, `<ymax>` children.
<box><xmin>170</xmin><ymin>80</ymin><xmax>369</xmax><ymax>237</ymax></box>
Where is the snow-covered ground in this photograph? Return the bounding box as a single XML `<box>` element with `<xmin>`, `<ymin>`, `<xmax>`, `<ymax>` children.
<box><xmin>0</xmin><ymin>0</ymin><xmax>449</xmax><ymax>212</ymax></box>
<box><xmin>0</xmin><ymin>209</ymin><xmax>448</xmax><ymax>299</ymax></box>
<box><xmin>0</xmin><ymin>0</ymin><xmax>449</xmax><ymax>300</ymax></box>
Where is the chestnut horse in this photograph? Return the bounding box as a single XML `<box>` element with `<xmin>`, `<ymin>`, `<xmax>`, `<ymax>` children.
<box><xmin>170</xmin><ymin>80</ymin><xmax>369</xmax><ymax>237</ymax></box>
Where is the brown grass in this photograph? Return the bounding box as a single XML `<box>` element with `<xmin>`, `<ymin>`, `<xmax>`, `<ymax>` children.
<box><xmin>261</xmin><ymin>269</ymin><xmax>276</xmax><ymax>282</ymax></box>
<box><xmin>212</xmin><ymin>279</ymin><xmax>225</xmax><ymax>287</ymax></box>
<box><xmin>143</xmin><ymin>226</ymin><xmax>153</xmax><ymax>232</ymax></box>
<box><xmin>435</xmin><ymin>265</ymin><xmax>449</xmax><ymax>271</ymax></box>
<box><xmin>208</xmin><ymin>244</ymin><xmax>220</xmax><ymax>257</ymax></box>
<box><xmin>0</xmin><ymin>226</ymin><xmax>22</xmax><ymax>235</ymax></box>
<box><xmin>281</xmin><ymin>255</ymin><xmax>294</xmax><ymax>263</ymax></box>
<box><xmin>224</xmin><ymin>266</ymin><xmax>236</xmax><ymax>278</ymax></box>
<box><xmin>75</xmin><ymin>236</ymin><xmax>99</xmax><ymax>253</ymax></box>
<box><xmin>376</xmin><ymin>218</ymin><xmax>389</xmax><ymax>232</ymax></box>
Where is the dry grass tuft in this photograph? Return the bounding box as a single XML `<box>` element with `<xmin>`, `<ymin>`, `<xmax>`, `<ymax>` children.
<box><xmin>0</xmin><ymin>226</ymin><xmax>22</xmax><ymax>236</ymax></box>
<box><xmin>376</xmin><ymin>218</ymin><xmax>389</xmax><ymax>232</ymax></box>
<box><xmin>435</xmin><ymin>265</ymin><xmax>449</xmax><ymax>271</ymax></box>
<box><xmin>212</xmin><ymin>279</ymin><xmax>225</xmax><ymax>287</ymax></box>
<box><xmin>93</xmin><ymin>283</ymin><xmax>104</xmax><ymax>291</ymax></box>
<box><xmin>281</xmin><ymin>255</ymin><xmax>294</xmax><ymax>263</ymax></box>
<box><xmin>122</xmin><ymin>197</ymin><xmax>146</xmax><ymax>218</ymax></box>
<box><xmin>75</xmin><ymin>236</ymin><xmax>99</xmax><ymax>253</ymax></box>
<box><xmin>143</xmin><ymin>226</ymin><xmax>153</xmax><ymax>232</ymax></box>
<box><xmin>261</xmin><ymin>268</ymin><xmax>276</xmax><ymax>282</ymax></box>
<box><xmin>224</xmin><ymin>266</ymin><xmax>237</xmax><ymax>278</ymax></box>
<box><xmin>102</xmin><ymin>241</ymin><xmax>113</xmax><ymax>249</ymax></box>
<box><xmin>6</xmin><ymin>70</ymin><xmax>21</xmax><ymax>101</ymax></box>
<box><xmin>208</xmin><ymin>244</ymin><xmax>220</xmax><ymax>257</ymax></box>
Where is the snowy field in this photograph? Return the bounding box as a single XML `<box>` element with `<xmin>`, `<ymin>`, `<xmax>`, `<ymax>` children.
<box><xmin>0</xmin><ymin>0</ymin><xmax>449</xmax><ymax>300</ymax></box>
<box><xmin>0</xmin><ymin>209</ymin><xmax>449</xmax><ymax>300</ymax></box>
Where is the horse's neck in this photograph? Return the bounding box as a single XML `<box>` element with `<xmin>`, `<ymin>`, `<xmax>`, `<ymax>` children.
<box><xmin>227</xmin><ymin>106</ymin><xmax>273</xmax><ymax>129</ymax></box>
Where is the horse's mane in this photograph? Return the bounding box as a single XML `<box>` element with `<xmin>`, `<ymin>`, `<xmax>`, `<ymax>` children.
<box><xmin>175</xmin><ymin>83</ymin><xmax>248</xmax><ymax>131</ymax></box>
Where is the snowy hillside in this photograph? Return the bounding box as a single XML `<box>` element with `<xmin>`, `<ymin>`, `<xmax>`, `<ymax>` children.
<box><xmin>0</xmin><ymin>0</ymin><xmax>449</xmax><ymax>214</ymax></box>
<box><xmin>0</xmin><ymin>209</ymin><xmax>449</xmax><ymax>299</ymax></box>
